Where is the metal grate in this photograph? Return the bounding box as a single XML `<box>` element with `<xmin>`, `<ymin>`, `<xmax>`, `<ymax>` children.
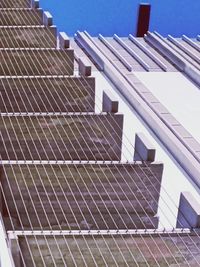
<box><xmin>0</xmin><ymin>163</ymin><xmax>163</xmax><ymax>231</ymax></box>
<box><xmin>0</xmin><ymin>76</ymin><xmax>95</xmax><ymax>113</ymax></box>
<box><xmin>11</xmin><ymin>234</ymin><xmax>200</xmax><ymax>267</ymax></box>
<box><xmin>0</xmin><ymin>9</ymin><xmax>42</xmax><ymax>25</ymax></box>
<box><xmin>0</xmin><ymin>27</ymin><xmax>56</xmax><ymax>48</ymax></box>
<box><xmin>0</xmin><ymin>114</ymin><xmax>123</xmax><ymax>161</ymax></box>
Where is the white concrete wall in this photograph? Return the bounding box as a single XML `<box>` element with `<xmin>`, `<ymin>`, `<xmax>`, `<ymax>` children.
<box><xmin>94</xmin><ymin>70</ymin><xmax>200</xmax><ymax>228</ymax></box>
<box><xmin>135</xmin><ymin>72</ymin><xmax>200</xmax><ymax>143</ymax></box>
<box><xmin>0</xmin><ymin>217</ymin><xmax>13</xmax><ymax>267</ymax></box>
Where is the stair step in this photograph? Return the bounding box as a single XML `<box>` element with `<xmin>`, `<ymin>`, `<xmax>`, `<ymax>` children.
<box><xmin>0</xmin><ymin>76</ymin><xmax>95</xmax><ymax>113</ymax></box>
<box><xmin>0</xmin><ymin>9</ymin><xmax>42</xmax><ymax>25</ymax></box>
<box><xmin>0</xmin><ymin>26</ymin><xmax>57</xmax><ymax>48</ymax></box>
<box><xmin>1</xmin><ymin>163</ymin><xmax>163</xmax><ymax>230</ymax></box>
<box><xmin>0</xmin><ymin>49</ymin><xmax>74</xmax><ymax>76</ymax></box>
<box><xmin>0</xmin><ymin>114</ymin><xmax>123</xmax><ymax>161</ymax></box>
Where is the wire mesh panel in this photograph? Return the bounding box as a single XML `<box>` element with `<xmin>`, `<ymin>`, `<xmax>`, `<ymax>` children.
<box><xmin>14</xmin><ymin>234</ymin><xmax>200</xmax><ymax>267</ymax></box>
<box><xmin>0</xmin><ymin>9</ymin><xmax>43</xmax><ymax>25</ymax></box>
<box><xmin>0</xmin><ymin>163</ymin><xmax>163</xmax><ymax>230</ymax></box>
<box><xmin>0</xmin><ymin>49</ymin><xmax>74</xmax><ymax>76</ymax></box>
<box><xmin>0</xmin><ymin>115</ymin><xmax>123</xmax><ymax>161</ymax></box>
<box><xmin>0</xmin><ymin>77</ymin><xmax>95</xmax><ymax>113</ymax></box>
<box><xmin>0</xmin><ymin>27</ymin><xmax>57</xmax><ymax>48</ymax></box>
<box><xmin>0</xmin><ymin>0</ymin><xmax>30</xmax><ymax>8</ymax></box>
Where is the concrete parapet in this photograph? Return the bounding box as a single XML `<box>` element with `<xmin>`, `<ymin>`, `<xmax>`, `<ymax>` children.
<box><xmin>78</xmin><ymin>57</ymin><xmax>92</xmax><ymax>77</ymax></box>
<box><xmin>43</xmin><ymin>11</ymin><xmax>53</xmax><ymax>26</ymax></box>
<box><xmin>177</xmin><ymin>191</ymin><xmax>200</xmax><ymax>228</ymax></box>
<box><xmin>102</xmin><ymin>91</ymin><xmax>119</xmax><ymax>113</ymax></box>
<box><xmin>31</xmin><ymin>0</ymin><xmax>39</xmax><ymax>9</ymax></box>
<box><xmin>59</xmin><ymin>32</ymin><xmax>70</xmax><ymax>49</ymax></box>
<box><xmin>134</xmin><ymin>132</ymin><xmax>156</xmax><ymax>162</ymax></box>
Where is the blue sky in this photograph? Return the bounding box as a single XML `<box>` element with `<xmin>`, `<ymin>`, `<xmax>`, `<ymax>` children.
<box><xmin>40</xmin><ymin>0</ymin><xmax>200</xmax><ymax>37</ymax></box>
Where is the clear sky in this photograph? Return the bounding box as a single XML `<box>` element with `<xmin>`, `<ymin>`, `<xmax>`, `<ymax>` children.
<box><xmin>40</xmin><ymin>0</ymin><xmax>200</xmax><ymax>37</ymax></box>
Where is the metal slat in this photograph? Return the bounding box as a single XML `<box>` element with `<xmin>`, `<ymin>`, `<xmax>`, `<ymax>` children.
<box><xmin>168</xmin><ymin>35</ymin><xmax>200</xmax><ymax>65</ymax></box>
<box><xmin>182</xmin><ymin>35</ymin><xmax>200</xmax><ymax>53</ymax></box>
<box><xmin>128</xmin><ymin>34</ymin><xmax>168</xmax><ymax>71</ymax></box>
<box><xmin>98</xmin><ymin>34</ymin><xmax>133</xmax><ymax>72</ymax></box>
<box><xmin>145</xmin><ymin>32</ymin><xmax>200</xmax><ymax>87</ymax></box>
<box><xmin>113</xmin><ymin>34</ymin><xmax>150</xmax><ymax>71</ymax></box>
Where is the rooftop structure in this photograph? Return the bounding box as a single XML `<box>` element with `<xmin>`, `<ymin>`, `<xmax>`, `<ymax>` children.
<box><xmin>0</xmin><ymin>0</ymin><xmax>200</xmax><ymax>266</ymax></box>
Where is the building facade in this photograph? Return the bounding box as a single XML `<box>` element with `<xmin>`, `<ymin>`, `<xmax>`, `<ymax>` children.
<box><xmin>0</xmin><ymin>0</ymin><xmax>200</xmax><ymax>266</ymax></box>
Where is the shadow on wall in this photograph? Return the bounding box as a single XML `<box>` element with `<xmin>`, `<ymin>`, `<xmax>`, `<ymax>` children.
<box><xmin>40</xmin><ymin>0</ymin><xmax>200</xmax><ymax>37</ymax></box>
